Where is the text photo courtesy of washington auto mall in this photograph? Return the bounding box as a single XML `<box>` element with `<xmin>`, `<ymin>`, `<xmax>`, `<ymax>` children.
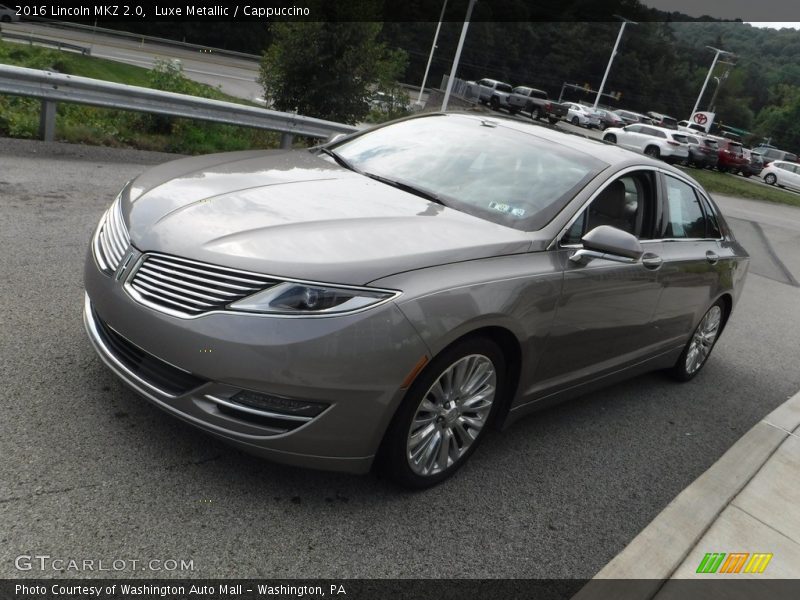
<box><xmin>2</xmin><ymin>0</ymin><xmax>800</xmax><ymax>599</ymax></box>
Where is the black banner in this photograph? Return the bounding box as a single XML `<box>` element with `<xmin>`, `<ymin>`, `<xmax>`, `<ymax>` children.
<box><xmin>4</xmin><ymin>580</ymin><xmax>800</xmax><ymax>600</ymax></box>
<box><xmin>7</xmin><ymin>0</ymin><xmax>800</xmax><ymax>23</ymax></box>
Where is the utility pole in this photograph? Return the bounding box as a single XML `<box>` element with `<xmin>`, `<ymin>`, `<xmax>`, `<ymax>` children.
<box><xmin>593</xmin><ymin>16</ymin><xmax>637</xmax><ymax>110</ymax></box>
<box><xmin>417</xmin><ymin>0</ymin><xmax>449</xmax><ymax>107</ymax></box>
<box><xmin>442</xmin><ymin>0</ymin><xmax>477</xmax><ymax>111</ymax></box>
<box><xmin>690</xmin><ymin>46</ymin><xmax>734</xmax><ymax>119</ymax></box>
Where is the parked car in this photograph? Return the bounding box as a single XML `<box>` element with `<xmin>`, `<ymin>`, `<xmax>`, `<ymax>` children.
<box><xmin>0</xmin><ymin>4</ymin><xmax>20</xmax><ymax>21</ymax></box>
<box><xmin>678</xmin><ymin>120</ymin><xmax>709</xmax><ymax>134</ymax></box>
<box><xmin>595</xmin><ymin>108</ymin><xmax>625</xmax><ymax>130</ymax></box>
<box><xmin>760</xmin><ymin>160</ymin><xmax>800</xmax><ymax>190</ymax></box>
<box><xmin>562</xmin><ymin>102</ymin><xmax>601</xmax><ymax>128</ymax></box>
<box><xmin>506</xmin><ymin>86</ymin><xmax>568</xmax><ymax>123</ymax></box>
<box><xmin>84</xmin><ymin>112</ymin><xmax>748</xmax><ymax>488</ymax></box>
<box><xmin>602</xmin><ymin>123</ymin><xmax>689</xmax><ymax>163</ymax></box>
<box><xmin>740</xmin><ymin>149</ymin><xmax>763</xmax><ymax>178</ymax></box>
<box><xmin>685</xmin><ymin>134</ymin><xmax>719</xmax><ymax>169</ymax></box>
<box><xmin>647</xmin><ymin>112</ymin><xmax>679</xmax><ymax>130</ymax></box>
<box><xmin>466</xmin><ymin>78</ymin><xmax>513</xmax><ymax>110</ymax></box>
<box><xmin>752</xmin><ymin>146</ymin><xmax>798</xmax><ymax>166</ymax></box>
<box><xmin>712</xmin><ymin>137</ymin><xmax>748</xmax><ymax>173</ymax></box>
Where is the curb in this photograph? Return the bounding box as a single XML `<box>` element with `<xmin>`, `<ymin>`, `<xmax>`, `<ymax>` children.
<box><xmin>572</xmin><ymin>389</ymin><xmax>800</xmax><ymax>599</ymax></box>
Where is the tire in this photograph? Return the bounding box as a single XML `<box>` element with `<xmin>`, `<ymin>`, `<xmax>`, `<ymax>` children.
<box><xmin>490</xmin><ymin>96</ymin><xmax>500</xmax><ymax>110</ymax></box>
<box><xmin>644</xmin><ymin>145</ymin><xmax>660</xmax><ymax>159</ymax></box>
<box><xmin>0</xmin><ymin>16</ymin><xmax>11</xmax><ymax>23</ymax></box>
<box><xmin>571</xmin><ymin>116</ymin><xmax>580</xmax><ymax>126</ymax></box>
<box><xmin>548</xmin><ymin>117</ymin><xmax>558</xmax><ymax>124</ymax></box>
<box><xmin>668</xmin><ymin>300</ymin><xmax>725</xmax><ymax>382</ymax></box>
<box><xmin>531</xmin><ymin>107</ymin><xmax>540</xmax><ymax>121</ymax></box>
<box><xmin>741</xmin><ymin>172</ymin><xmax>751</xmax><ymax>178</ymax></box>
<box><xmin>765</xmin><ymin>173</ymin><xmax>777</xmax><ymax>185</ymax></box>
<box><xmin>508</xmin><ymin>106</ymin><xmax>518</xmax><ymax>116</ymax></box>
<box><xmin>380</xmin><ymin>337</ymin><xmax>506</xmax><ymax>489</ymax></box>
<box><xmin>604</xmin><ymin>134</ymin><xmax>617</xmax><ymax>144</ymax></box>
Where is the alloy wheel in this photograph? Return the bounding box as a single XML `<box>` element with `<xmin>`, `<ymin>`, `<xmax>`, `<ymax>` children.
<box><xmin>406</xmin><ymin>354</ymin><xmax>496</xmax><ymax>477</ymax></box>
<box><xmin>685</xmin><ymin>306</ymin><xmax>722</xmax><ymax>375</ymax></box>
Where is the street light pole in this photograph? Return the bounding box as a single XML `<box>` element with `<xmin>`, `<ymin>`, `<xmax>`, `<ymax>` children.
<box><xmin>593</xmin><ymin>17</ymin><xmax>637</xmax><ymax>110</ymax></box>
<box><xmin>416</xmin><ymin>0</ymin><xmax>449</xmax><ymax>107</ymax></box>
<box><xmin>690</xmin><ymin>46</ymin><xmax>733</xmax><ymax>119</ymax></box>
<box><xmin>707</xmin><ymin>60</ymin><xmax>734</xmax><ymax>113</ymax></box>
<box><xmin>442</xmin><ymin>0</ymin><xmax>477</xmax><ymax>111</ymax></box>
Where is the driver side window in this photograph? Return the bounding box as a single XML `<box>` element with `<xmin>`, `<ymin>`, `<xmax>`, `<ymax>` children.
<box><xmin>562</xmin><ymin>171</ymin><xmax>657</xmax><ymax>245</ymax></box>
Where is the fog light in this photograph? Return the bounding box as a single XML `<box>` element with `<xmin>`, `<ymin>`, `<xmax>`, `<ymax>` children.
<box><xmin>231</xmin><ymin>390</ymin><xmax>328</xmax><ymax>418</ymax></box>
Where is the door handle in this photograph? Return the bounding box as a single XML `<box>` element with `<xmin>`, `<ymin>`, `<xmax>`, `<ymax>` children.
<box><xmin>641</xmin><ymin>253</ymin><xmax>663</xmax><ymax>270</ymax></box>
<box><xmin>706</xmin><ymin>251</ymin><xmax>719</xmax><ymax>265</ymax></box>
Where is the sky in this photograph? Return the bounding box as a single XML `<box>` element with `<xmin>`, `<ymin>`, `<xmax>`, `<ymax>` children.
<box><xmin>641</xmin><ymin>0</ymin><xmax>800</xmax><ymax>22</ymax></box>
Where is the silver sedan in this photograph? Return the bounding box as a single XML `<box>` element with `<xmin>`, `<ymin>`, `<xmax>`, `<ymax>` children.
<box><xmin>84</xmin><ymin>113</ymin><xmax>749</xmax><ymax>488</ymax></box>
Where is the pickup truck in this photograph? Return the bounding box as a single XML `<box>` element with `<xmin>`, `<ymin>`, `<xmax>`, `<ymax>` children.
<box><xmin>465</xmin><ymin>78</ymin><xmax>513</xmax><ymax>110</ymax></box>
<box><xmin>506</xmin><ymin>86</ymin><xmax>568</xmax><ymax>124</ymax></box>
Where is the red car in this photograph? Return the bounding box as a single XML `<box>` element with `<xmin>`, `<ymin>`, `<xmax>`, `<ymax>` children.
<box><xmin>713</xmin><ymin>138</ymin><xmax>748</xmax><ymax>173</ymax></box>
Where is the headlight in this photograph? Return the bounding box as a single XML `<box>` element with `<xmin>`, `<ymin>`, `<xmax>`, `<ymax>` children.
<box><xmin>228</xmin><ymin>281</ymin><xmax>399</xmax><ymax>316</ymax></box>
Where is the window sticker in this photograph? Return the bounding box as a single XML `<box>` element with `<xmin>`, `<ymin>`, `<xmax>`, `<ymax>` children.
<box><xmin>488</xmin><ymin>202</ymin><xmax>526</xmax><ymax>217</ymax></box>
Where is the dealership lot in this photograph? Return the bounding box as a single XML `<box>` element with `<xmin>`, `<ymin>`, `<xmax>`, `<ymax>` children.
<box><xmin>2</xmin><ymin>137</ymin><xmax>800</xmax><ymax>579</ymax></box>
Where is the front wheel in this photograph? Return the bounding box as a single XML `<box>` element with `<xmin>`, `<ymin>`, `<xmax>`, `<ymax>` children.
<box><xmin>604</xmin><ymin>134</ymin><xmax>617</xmax><ymax>144</ymax></box>
<box><xmin>669</xmin><ymin>301</ymin><xmax>725</xmax><ymax>381</ymax></box>
<box><xmin>765</xmin><ymin>173</ymin><xmax>777</xmax><ymax>185</ymax></box>
<box><xmin>571</xmin><ymin>116</ymin><xmax>580</xmax><ymax>126</ymax></box>
<box><xmin>490</xmin><ymin>96</ymin><xmax>500</xmax><ymax>110</ymax></box>
<box><xmin>381</xmin><ymin>337</ymin><xmax>505</xmax><ymax>489</ymax></box>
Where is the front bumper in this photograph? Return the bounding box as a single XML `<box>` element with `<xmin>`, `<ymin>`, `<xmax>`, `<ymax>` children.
<box><xmin>83</xmin><ymin>250</ymin><xmax>430</xmax><ymax>474</ymax></box>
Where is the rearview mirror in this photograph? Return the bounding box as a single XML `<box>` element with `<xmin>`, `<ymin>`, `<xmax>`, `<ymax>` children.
<box><xmin>570</xmin><ymin>226</ymin><xmax>643</xmax><ymax>265</ymax></box>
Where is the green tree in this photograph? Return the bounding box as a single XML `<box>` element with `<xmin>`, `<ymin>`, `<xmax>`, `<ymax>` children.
<box><xmin>259</xmin><ymin>22</ymin><xmax>407</xmax><ymax>124</ymax></box>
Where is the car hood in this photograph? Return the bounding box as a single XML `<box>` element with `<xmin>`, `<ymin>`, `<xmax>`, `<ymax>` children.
<box><xmin>123</xmin><ymin>149</ymin><xmax>532</xmax><ymax>284</ymax></box>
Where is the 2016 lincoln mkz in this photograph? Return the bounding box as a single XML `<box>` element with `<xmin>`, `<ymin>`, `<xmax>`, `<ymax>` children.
<box><xmin>84</xmin><ymin>113</ymin><xmax>749</xmax><ymax>488</ymax></box>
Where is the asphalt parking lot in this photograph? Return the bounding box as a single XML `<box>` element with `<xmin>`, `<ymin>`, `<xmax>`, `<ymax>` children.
<box><xmin>2</xmin><ymin>137</ymin><xmax>800</xmax><ymax>580</ymax></box>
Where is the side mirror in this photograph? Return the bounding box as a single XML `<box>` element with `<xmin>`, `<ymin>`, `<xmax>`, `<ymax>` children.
<box><xmin>570</xmin><ymin>225</ymin><xmax>643</xmax><ymax>265</ymax></box>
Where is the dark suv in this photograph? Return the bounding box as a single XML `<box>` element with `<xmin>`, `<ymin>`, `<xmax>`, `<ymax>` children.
<box><xmin>753</xmin><ymin>146</ymin><xmax>798</xmax><ymax>166</ymax></box>
<box><xmin>684</xmin><ymin>134</ymin><xmax>719</xmax><ymax>169</ymax></box>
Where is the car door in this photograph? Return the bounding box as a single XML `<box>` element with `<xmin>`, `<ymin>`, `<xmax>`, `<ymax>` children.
<box><xmin>617</xmin><ymin>124</ymin><xmax>643</xmax><ymax>150</ymax></box>
<box><xmin>532</xmin><ymin>168</ymin><xmax>666</xmax><ymax>394</ymax></box>
<box><xmin>651</xmin><ymin>173</ymin><xmax>729</xmax><ymax>348</ymax></box>
<box><xmin>784</xmin><ymin>164</ymin><xmax>800</xmax><ymax>190</ymax></box>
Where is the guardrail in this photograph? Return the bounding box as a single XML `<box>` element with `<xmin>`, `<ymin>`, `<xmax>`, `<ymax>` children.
<box><xmin>0</xmin><ymin>30</ymin><xmax>91</xmax><ymax>55</ymax></box>
<box><xmin>0</xmin><ymin>64</ymin><xmax>358</xmax><ymax>147</ymax></box>
<box><xmin>20</xmin><ymin>19</ymin><xmax>261</xmax><ymax>62</ymax></box>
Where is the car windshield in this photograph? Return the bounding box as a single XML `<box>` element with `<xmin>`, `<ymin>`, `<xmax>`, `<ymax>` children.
<box><xmin>331</xmin><ymin>115</ymin><xmax>605</xmax><ymax>231</ymax></box>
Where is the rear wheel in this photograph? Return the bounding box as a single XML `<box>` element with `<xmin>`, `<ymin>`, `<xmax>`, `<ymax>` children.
<box><xmin>644</xmin><ymin>145</ymin><xmax>660</xmax><ymax>159</ymax></box>
<box><xmin>490</xmin><ymin>96</ymin><xmax>500</xmax><ymax>110</ymax></box>
<box><xmin>531</xmin><ymin>107</ymin><xmax>540</xmax><ymax>120</ymax></box>
<box><xmin>548</xmin><ymin>117</ymin><xmax>558</xmax><ymax>124</ymax></box>
<box><xmin>765</xmin><ymin>173</ymin><xmax>777</xmax><ymax>185</ymax></box>
<box><xmin>381</xmin><ymin>337</ymin><xmax>505</xmax><ymax>489</ymax></box>
<box><xmin>508</xmin><ymin>106</ymin><xmax>518</xmax><ymax>115</ymax></box>
<box><xmin>603</xmin><ymin>134</ymin><xmax>617</xmax><ymax>144</ymax></box>
<box><xmin>669</xmin><ymin>301</ymin><xmax>725</xmax><ymax>381</ymax></box>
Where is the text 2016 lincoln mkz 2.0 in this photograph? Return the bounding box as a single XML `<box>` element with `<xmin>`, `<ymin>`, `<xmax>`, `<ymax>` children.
<box><xmin>84</xmin><ymin>113</ymin><xmax>749</xmax><ymax>488</ymax></box>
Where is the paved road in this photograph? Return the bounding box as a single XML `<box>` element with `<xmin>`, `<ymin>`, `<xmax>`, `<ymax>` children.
<box><xmin>2</xmin><ymin>22</ymin><xmax>263</xmax><ymax>101</ymax></box>
<box><xmin>2</xmin><ymin>137</ymin><xmax>800</xmax><ymax>580</ymax></box>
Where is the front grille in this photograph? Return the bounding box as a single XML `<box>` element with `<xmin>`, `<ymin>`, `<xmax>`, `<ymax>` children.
<box><xmin>95</xmin><ymin>200</ymin><xmax>130</xmax><ymax>274</ymax></box>
<box><xmin>93</xmin><ymin>309</ymin><xmax>206</xmax><ymax>396</ymax></box>
<box><xmin>128</xmin><ymin>253</ymin><xmax>278</xmax><ymax>317</ymax></box>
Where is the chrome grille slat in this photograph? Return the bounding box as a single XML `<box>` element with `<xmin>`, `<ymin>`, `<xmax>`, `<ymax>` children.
<box><xmin>131</xmin><ymin>284</ymin><xmax>203</xmax><ymax>313</ymax></box>
<box><xmin>141</xmin><ymin>261</ymin><xmax>255</xmax><ymax>291</ymax></box>
<box><xmin>136</xmin><ymin>266</ymin><xmax>241</xmax><ymax>298</ymax></box>
<box><xmin>96</xmin><ymin>200</ymin><xmax>130</xmax><ymax>274</ymax></box>
<box><xmin>135</xmin><ymin>272</ymin><xmax>232</xmax><ymax>303</ymax></box>
<box><xmin>148</xmin><ymin>256</ymin><xmax>274</xmax><ymax>286</ymax></box>
<box><xmin>132</xmin><ymin>278</ymin><xmax>215</xmax><ymax>308</ymax></box>
<box><xmin>128</xmin><ymin>254</ymin><xmax>277</xmax><ymax>317</ymax></box>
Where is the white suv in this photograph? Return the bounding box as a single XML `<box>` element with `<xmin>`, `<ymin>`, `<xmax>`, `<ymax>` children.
<box><xmin>602</xmin><ymin>123</ymin><xmax>689</xmax><ymax>163</ymax></box>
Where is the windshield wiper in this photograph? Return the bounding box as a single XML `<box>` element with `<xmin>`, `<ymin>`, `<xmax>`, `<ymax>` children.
<box><xmin>318</xmin><ymin>147</ymin><xmax>361</xmax><ymax>173</ymax></box>
<box><xmin>362</xmin><ymin>172</ymin><xmax>446</xmax><ymax>206</ymax></box>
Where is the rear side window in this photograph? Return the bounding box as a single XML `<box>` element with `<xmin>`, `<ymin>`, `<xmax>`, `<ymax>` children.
<box><xmin>786</xmin><ymin>153</ymin><xmax>798</xmax><ymax>162</ymax></box>
<box><xmin>497</xmin><ymin>84</ymin><xmax>513</xmax><ymax>93</ymax></box>
<box><xmin>664</xmin><ymin>176</ymin><xmax>706</xmax><ymax>239</ymax></box>
<box><xmin>672</xmin><ymin>134</ymin><xmax>688</xmax><ymax>143</ymax></box>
